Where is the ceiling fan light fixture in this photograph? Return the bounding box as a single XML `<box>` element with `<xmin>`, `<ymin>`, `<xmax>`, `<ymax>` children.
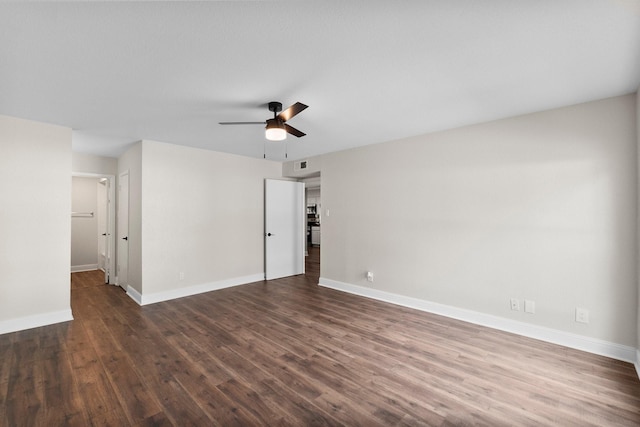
<box><xmin>220</xmin><ymin>101</ymin><xmax>307</xmax><ymax>143</ymax></box>
<box><xmin>265</xmin><ymin>118</ymin><xmax>287</xmax><ymax>141</ymax></box>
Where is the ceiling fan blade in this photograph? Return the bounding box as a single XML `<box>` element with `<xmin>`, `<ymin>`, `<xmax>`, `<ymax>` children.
<box><xmin>219</xmin><ymin>121</ymin><xmax>265</xmax><ymax>125</ymax></box>
<box><xmin>278</xmin><ymin>102</ymin><xmax>308</xmax><ymax>122</ymax></box>
<box><xmin>284</xmin><ymin>123</ymin><xmax>306</xmax><ymax>138</ymax></box>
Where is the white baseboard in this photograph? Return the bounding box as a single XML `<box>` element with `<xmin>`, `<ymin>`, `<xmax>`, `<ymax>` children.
<box><xmin>126</xmin><ymin>285</ymin><xmax>143</xmax><ymax>305</ymax></box>
<box><xmin>126</xmin><ymin>273</ymin><xmax>265</xmax><ymax>306</ymax></box>
<box><xmin>0</xmin><ymin>309</ymin><xmax>73</xmax><ymax>335</ymax></box>
<box><xmin>635</xmin><ymin>349</ymin><xmax>640</xmax><ymax>380</ymax></box>
<box><xmin>318</xmin><ymin>277</ymin><xmax>637</xmax><ymax>364</ymax></box>
<box><xmin>71</xmin><ymin>264</ymin><xmax>98</xmax><ymax>273</ymax></box>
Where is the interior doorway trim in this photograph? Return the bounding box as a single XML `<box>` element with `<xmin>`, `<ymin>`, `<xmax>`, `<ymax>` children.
<box><xmin>72</xmin><ymin>172</ymin><xmax>117</xmax><ymax>284</ymax></box>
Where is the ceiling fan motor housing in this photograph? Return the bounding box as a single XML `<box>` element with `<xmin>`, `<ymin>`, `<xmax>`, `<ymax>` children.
<box><xmin>268</xmin><ymin>101</ymin><xmax>283</xmax><ymax>114</ymax></box>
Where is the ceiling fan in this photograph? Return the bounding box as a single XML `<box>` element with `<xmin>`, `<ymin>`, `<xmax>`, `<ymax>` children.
<box><xmin>219</xmin><ymin>101</ymin><xmax>308</xmax><ymax>141</ymax></box>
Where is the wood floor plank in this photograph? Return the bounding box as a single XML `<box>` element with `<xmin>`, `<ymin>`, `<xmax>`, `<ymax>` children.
<box><xmin>170</xmin><ymin>361</ymin><xmax>264</xmax><ymax>427</ymax></box>
<box><xmin>257</xmin><ymin>378</ymin><xmax>341</xmax><ymax>427</ymax></box>
<box><xmin>82</xmin><ymin>317</ymin><xmax>164</xmax><ymax>425</ymax></box>
<box><xmin>69</xmin><ymin>348</ymin><xmax>123</xmax><ymax>421</ymax></box>
<box><xmin>4</xmin><ymin>335</ymin><xmax>46</xmax><ymax>426</ymax></box>
<box><xmin>41</xmin><ymin>348</ymin><xmax>89</xmax><ymax>426</ymax></box>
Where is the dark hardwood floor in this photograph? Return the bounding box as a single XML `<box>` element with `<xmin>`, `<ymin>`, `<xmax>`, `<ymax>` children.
<box><xmin>2</xmin><ymin>248</ymin><xmax>640</xmax><ymax>426</ymax></box>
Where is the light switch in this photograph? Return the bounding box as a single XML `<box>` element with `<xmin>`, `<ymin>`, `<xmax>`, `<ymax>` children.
<box><xmin>524</xmin><ymin>300</ymin><xmax>535</xmax><ymax>314</ymax></box>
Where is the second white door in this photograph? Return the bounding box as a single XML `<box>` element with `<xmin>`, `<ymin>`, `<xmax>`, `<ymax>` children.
<box><xmin>265</xmin><ymin>179</ymin><xmax>305</xmax><ymax>280</ymax></box>
<box><xmin>117</xmin><ymin>171</ymin><xmax>129</xmax><ymax>290</ymax></box>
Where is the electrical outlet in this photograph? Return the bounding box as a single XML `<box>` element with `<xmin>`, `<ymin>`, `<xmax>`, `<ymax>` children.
<box><xmin>366</xmin><ymin>271</ymin><xmax>374</xmax><ymax>282</ymax></box>
<box><xmin>576</xmin><ymin>307</ymin><xmax>589</xmax><ymax>324</ymax></box>
<box><xmin>179</xmin><ymin>272</ymin><xmax>185</xmax><ymax>280</ymax></box>
<box><xmin>510</xmin><ymin>298</ymin><xmax>520</xmax><ymax>311</ymax></box>
<box><xmin>524</xmin><ymin>300</ymin><xmax>535</xmax><ymax>314</ymax></box>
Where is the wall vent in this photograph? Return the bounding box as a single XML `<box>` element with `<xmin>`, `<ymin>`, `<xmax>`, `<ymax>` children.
<box><xmin>294</xmin><ymin>160</ymin><xmax>308</xmax><ymax>171</ymax></box>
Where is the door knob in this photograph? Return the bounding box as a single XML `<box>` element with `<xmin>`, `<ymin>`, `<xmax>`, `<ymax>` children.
<box><xmin>122</xmin><ymin>236</ymin><xmax>128</xmax><ymax>241</ymax></box>
<box><xmin>266</xmin><ymin>233</ymin><xmax>274</xmax><ymax>237</ymax></box>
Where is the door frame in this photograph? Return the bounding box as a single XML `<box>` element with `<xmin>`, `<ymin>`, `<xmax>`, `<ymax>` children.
<box><xmin>71</xmin><ymin>172</ymin><xmax>116</xmax><ymax>284</ymax></box>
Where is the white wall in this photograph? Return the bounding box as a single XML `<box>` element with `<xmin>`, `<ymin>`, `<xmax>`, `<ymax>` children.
<box><xmin>320</xmin><ymin>94</ymin><xmax>637</xmax><ymax>349</ymax></box>
<box><xmin>71</xmin><ymin>176</ymin><xmax>99</xmax><ymax>270</ymax></box>
<box><xmin>72</xmin><ymin>152</ymin><xmax>117</xmax><ymax>176</ymax></box>
<box><xmin>282</xmin><ymin>156</ymin><xmax>322</xmax><ymax>178</ymax></box>
<box><xmin>0</xmin><ymin>114</ymin><xmax>72</xmax><ymax>333</ymax></box>
<box><xmin>139</xmin><ymin>140</ymin><xmax>282</xmax><ymax>301</ymax></box>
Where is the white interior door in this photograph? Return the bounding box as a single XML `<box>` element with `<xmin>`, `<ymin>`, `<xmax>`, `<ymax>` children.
<box><xmin>117</xmin><ymin>172</ymin><xmax>129</xmax><ymax>290</ymax></box>
<box><xmin>105</xmin><ymin>177</ymin><xmax>115</xmax><ymax>284</ymax></box>
<box><xmin>265</xmin><ymin>179</ymin><xmax>305</xmax><ymax>280</ymax></box>
<box><xmin>97</xmin><ymin>179</ymin><xmax>108</xmax><ymax>280</ymax></box>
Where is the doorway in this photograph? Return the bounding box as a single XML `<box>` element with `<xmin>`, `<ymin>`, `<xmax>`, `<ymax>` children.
<box><xmin>306</xmin><ymin>186</ymin><xmax>321</xmax><ymax>248</ymax></box>
<box><xmin>71</xmin><ymin>173</ymin><xmax>116</xmax><ymax>284</ymax></box>
<box><xmin>303</xmin><ymin>175</ymin><xmax>321</xmax><ymax>281</ymax></box>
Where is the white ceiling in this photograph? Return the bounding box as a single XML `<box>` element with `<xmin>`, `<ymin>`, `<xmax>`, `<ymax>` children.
<box><xmin>1</xmin><ymin>1</ymin><xmax>639</xmax><ymax>161</ymax></box>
